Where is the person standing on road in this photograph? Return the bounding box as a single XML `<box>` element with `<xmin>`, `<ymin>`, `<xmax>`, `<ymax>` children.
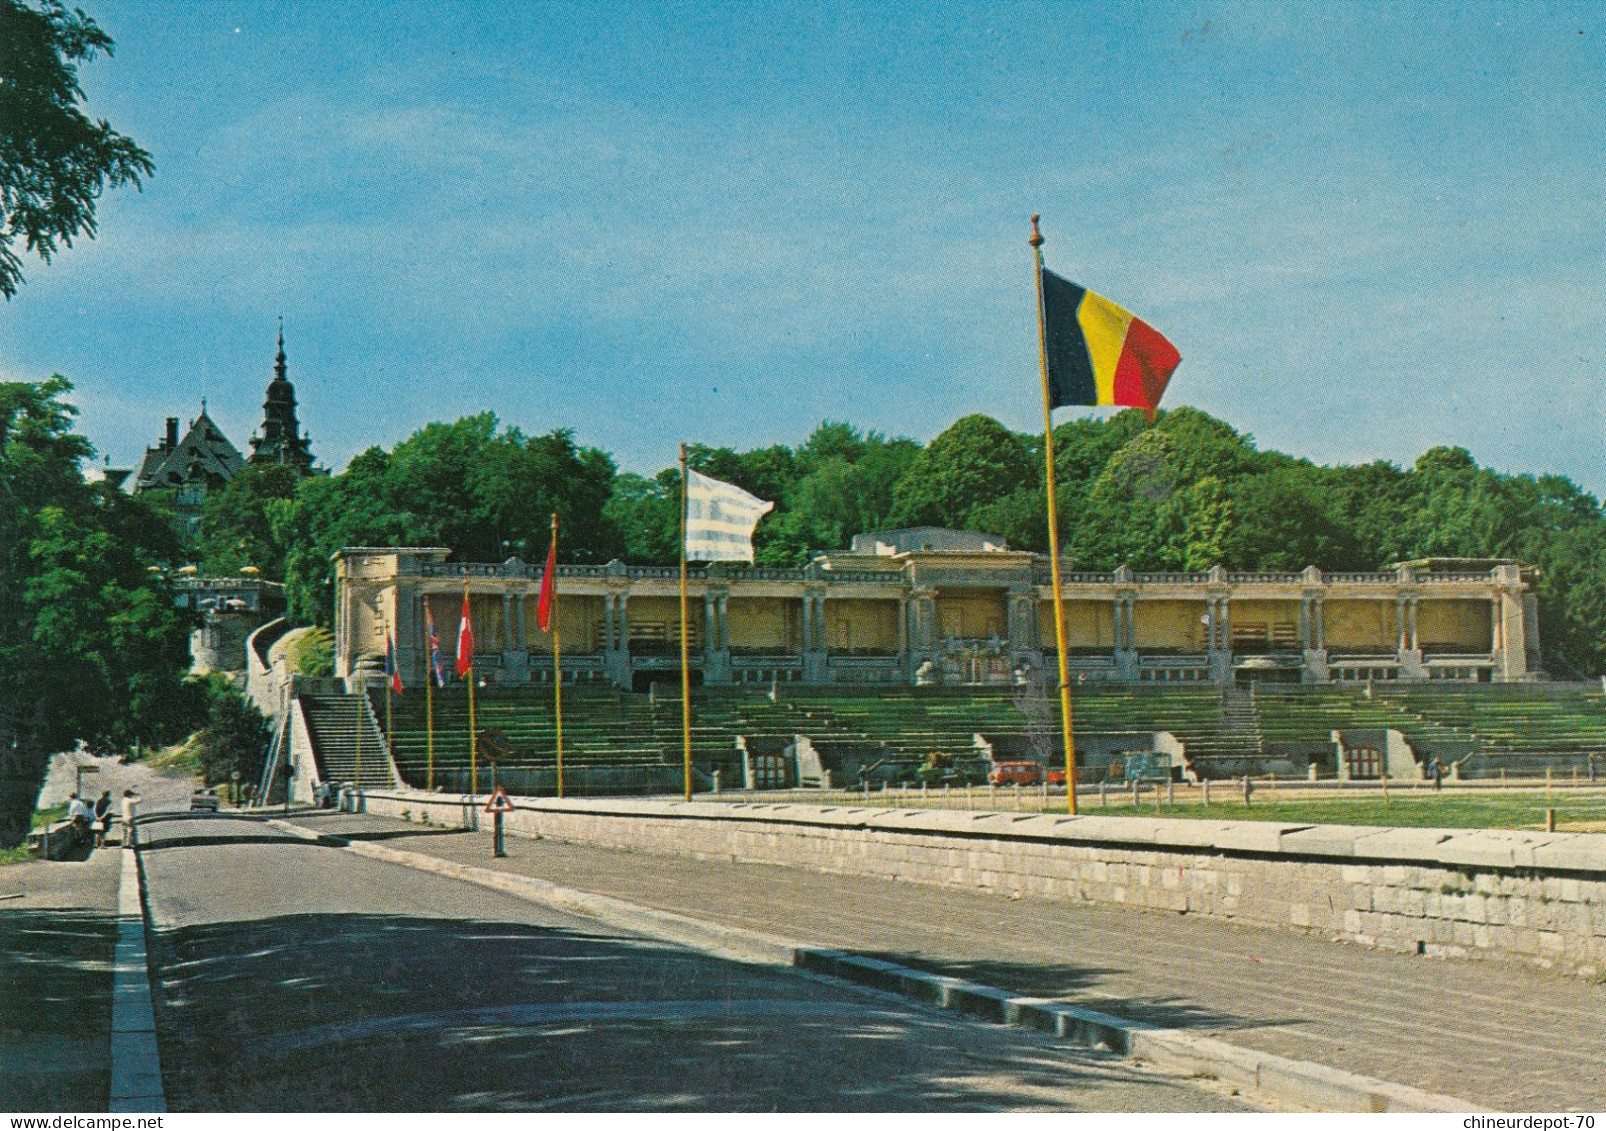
<box><xmin>93</xmin><ymin>790</ymin><xmax>113</xmax><ymax>847</ymax></box>
<box><xmin>68</xmin><ymin>792</ymin><xmax>93</xmax><ymax>831</ymax></box>
<box><xmin>121</xmin><ymin>789</ymin><xmax>139</xmax><ymax>849</ymax></box>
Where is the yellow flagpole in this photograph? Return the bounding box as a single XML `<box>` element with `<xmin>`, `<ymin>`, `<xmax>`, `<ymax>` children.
<box><xmin>465</xmin><ymin>572</ymin><xmax>478</xmax><ymax>798</ymax></box>
<box><xmin>679</xmin><ymin>442</ymin><xmax>693</xmax><ymax>802</ymax></box>
<box><xmin>551</xmin><ymin>512</ymin><xmax>566</xmax><ymax>799</ymax></box>
<box><xmin>1031</xmin><ymin>214</ymin><xmax>1079</xmax><ymax>815</ymax></box>
<box><xmin>384</xmin><ymin>619</ymin><xmax>394</xmax><ymax>770</ymax></box>
<box><xmin>354</xmin><ymin>673</ymin><xmax>363</xmax><ymax>787</ymax></box>
<box><xmin>425</xmin><ymin>599</ymin><xmax>435</xmax><ymax>792</ymax></box>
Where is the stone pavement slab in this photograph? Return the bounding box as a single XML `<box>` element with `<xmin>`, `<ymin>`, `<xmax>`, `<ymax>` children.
<box><xmin>284</xmin><ymin>809</ymin><xmax>1606</xmax><ymax>1112</ymax></box>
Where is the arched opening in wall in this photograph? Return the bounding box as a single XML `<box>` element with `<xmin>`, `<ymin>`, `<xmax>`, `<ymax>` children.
<box><xmin>750</xmin><ymin>752</ymin><xmax>788</xmax><ymax>789</ymax></box>
<box><xmin>1346</xmin><ymin>745</ymin><xmax>1382</xmax><ymax>779</ymax></box>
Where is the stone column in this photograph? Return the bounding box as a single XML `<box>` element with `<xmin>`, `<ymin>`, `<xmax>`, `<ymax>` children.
<box><xmin>500</xmin><ymin>590</ymin><xmax>528</xmax><ymax>682</ymax></box>
<box><xmin>1114</xmin><ymin>594</ymin><xmax>1140</xmax><ymax>682</ymax></box>
<box><xmin>702</xmin><ymin>588</ymin><xmax>731</xmax><ymax>684</ymax></box>
<box><xmin>1397</xmin><ymin>593</ymin><xmax>1426</xmax><ymax>680</ymax></box>
<box><xmin>605</xmin><ymin>588</ymin><xmax>633</xmax><ymax>688</ymax></box>
<box><xmin>802</xmin><ymin>588</ymin><xmax>829</xmax><ymax>684</ymax></box>
<box><xmin>1299</xmin><ymin>598</ymin><xmax>1311</xmax><ymax>651</ymax></box>
<box><xmin>1206</xmin><ymin>595</ymin><xmax>1228</xmax><ymax>683</ymax></box>
<box><xmin>604</xmin><ymin>594</ymin><xmax>616</xmax><ymax>651</ymax></box>
<box><xmin>1302</xmin><ymin>594</ymin><xmax>1329</xmax><ymax>683</ymax></box>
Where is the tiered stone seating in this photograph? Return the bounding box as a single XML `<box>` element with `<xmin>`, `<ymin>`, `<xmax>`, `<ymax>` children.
<box><xmin>1254</xmin><ymin>685</ymin><xmax>1486</xmax><ymax>755</ymax></box>
<box><xmin>383</xmin><ymin>688</ymin><xmax>671</xmax><ymax>786</ymax></box>
<box><xmin>368</xmin><ymin>682</ymin><xmax>1606</xmax><ymax>793</ymax></box>
<box><xmin>1379</xmin><ymin>685</ymin><xmax>1606</xmax><ymax>758</ymax></box>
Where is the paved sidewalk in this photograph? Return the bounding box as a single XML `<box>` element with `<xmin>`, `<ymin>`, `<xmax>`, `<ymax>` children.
<box><xmin>0</xmin><ymin>845</ymin><xmax>122</xmax><ymax>1109</ymax></box>
<box><xmin>286</xmin><ymin>809</ymin><xmax>1604</xmax><ymax>1112</ymax></box>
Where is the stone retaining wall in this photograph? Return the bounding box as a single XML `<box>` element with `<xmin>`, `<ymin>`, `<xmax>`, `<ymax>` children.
<box><xmin>359</xmin><ymin>790</ymin><xmax>1606</xmax><ymax>978</ymax></box>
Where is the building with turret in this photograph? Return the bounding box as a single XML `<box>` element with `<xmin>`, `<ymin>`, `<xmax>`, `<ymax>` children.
<box><xmin>132</xmin><ymin>403</ymin><xmax>246</xmax><ymax>531</ymax></box>
<box><xmin>131</xmin><ymin>326</ymin><xmax>320</xmax><ymax>526</ymax></box>
<box><xmin>248</xmin><ymin>325</ymin><xmax>316</xmax><ymax>473</ymax></box>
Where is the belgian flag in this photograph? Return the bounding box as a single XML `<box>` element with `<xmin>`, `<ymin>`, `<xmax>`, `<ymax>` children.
<box><xmin>1041</xmin><ymin>267</ymin><xmax>1181</xmax><ymax>415</ymax></box>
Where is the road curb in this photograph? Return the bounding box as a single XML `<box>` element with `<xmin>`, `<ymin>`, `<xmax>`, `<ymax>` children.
<box><xmin>267</xmin><ymin>817</ymin><xmax>1486</xmax><ymax>1114</ymax></box>
<box><xmin>792</xmin><ymin>949</ymin><xmax>1486</xmax><ymax>1114</ymax></box>
<box><xmin>109</xmin><ymin>841</ymin><xmax>166</xmax><ymax>1113</ymax></box>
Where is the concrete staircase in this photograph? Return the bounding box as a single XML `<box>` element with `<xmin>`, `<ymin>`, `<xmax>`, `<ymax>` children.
<box><xmin>300</xmin><ymin>692</ymin><xmax>397</xmax><ymax>789</ymax></box>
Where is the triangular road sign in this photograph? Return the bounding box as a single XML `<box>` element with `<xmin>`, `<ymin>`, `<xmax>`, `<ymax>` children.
<box><xmin>484</xmin><ymin>786</ymin><xmax>515</xmax><ymax>814</ymax></box>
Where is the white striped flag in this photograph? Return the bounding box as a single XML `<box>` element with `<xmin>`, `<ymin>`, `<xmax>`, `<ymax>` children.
<box><xmin>685</xmin><ymin>469</ymin><xmax>773</xmax><ymax>563</ymax></box>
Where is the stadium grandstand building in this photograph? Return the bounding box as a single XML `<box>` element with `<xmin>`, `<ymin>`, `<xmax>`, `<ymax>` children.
<box><xmin>333</xmin><ymin>528</ymin><xmax>1542</xmax><ymax>692</ymax></box>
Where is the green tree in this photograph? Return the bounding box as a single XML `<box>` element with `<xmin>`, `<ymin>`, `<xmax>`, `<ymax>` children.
<box><xmin>197</xmin><ymin>463</ymin><xmax>301</xmax><ymax>578</ymax></box>
<box><xmin>0</xmin><ymin>0</ymin><xmax>153</xmax><ymax>298</ymax></box>
<box><xmin>195</xmin><ymin>675</ymin><xmax>269</xmax><ymax>788</ymax></box>
<box><xmin>1181</xmin><ymin>475</ymin><xmax>1232</xmax><ymax>571</ymax></box>
<box><xmin>1070</xmin><ymin>428</ymin><xmax>1187</xmax><ymax>569</ymax></box>
<box><xmin>603</xmin><ymin>470</ymin><xmax>680</xmax><ymax>565</ymax></box>
<box><xmin>888</xmin><ymin>414</ymin><xmax>1035</xmax><ymax>530</ymax></box>
<box><xmin>0</xmin><ymin>378</ymin><xmax>196</xmax><ymax>846</ymax></box>
<box><xmin>274</xmin><ymin>417</ymin><xmax>620</xmax><ymax>624</ymax></box>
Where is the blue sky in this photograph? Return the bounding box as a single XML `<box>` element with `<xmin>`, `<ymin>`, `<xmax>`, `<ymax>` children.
<box><xmin>4</xmin><ymin>1</ymin><xmax>1602</xmax><ymax>495</ymax></box>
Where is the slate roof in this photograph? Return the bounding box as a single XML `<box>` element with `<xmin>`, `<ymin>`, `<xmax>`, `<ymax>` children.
<box><xmin>133</xmin><ymin>411</ymin><xmax>246</xmax><ymax>493</ymax></box>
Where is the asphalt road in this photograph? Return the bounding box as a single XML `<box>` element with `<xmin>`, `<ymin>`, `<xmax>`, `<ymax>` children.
<box><xmin>134</xmin><ymin>811</ymin><xmax>1256</xmax><ymax>1113</ymax></box>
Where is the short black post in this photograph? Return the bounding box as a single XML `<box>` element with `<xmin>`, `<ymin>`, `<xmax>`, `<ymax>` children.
<box><xmin>493</xmin><ymin>809</ymin><xmax>507</xmax><ymax>858</ymax></box>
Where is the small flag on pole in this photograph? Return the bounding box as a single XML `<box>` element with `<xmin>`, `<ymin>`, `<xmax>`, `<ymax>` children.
<box><xmin>537</xmin><ymin>529</ymin><xmax>558</xmax><ymax>632</ymax></box>
<box><xmin>1040</xmin><ymin>268</ymin><xmax>1180</xmax><ymax>417</ymax></box>
<box><xmin>456</xmin><ymin>584</ymin><xmax>475</xmax><ymax>677</ymax></box>
<box><xmin>685</xmin><ymin>469</ymin><xmax>774</xmax><ymax>563</ymax></box>
<box><xmin>384</xmin><ymin>631</ymin><xmax>404</xmax><ymax>695</ymax></box>
<box><xmin>424</xmin><ymin>599</ymin><xmax>446</xmax><ymax>688</ymax></box>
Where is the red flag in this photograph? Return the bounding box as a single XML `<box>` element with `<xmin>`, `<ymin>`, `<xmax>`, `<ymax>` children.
<box><xmin>537</xmin><ymin>532</ymin><xmax>557</xmax><ymax>632</ymax></box>
<box><xmin>385</xmin><ymin>631</ymin><xmax>404</xmax><ymax>695</ymax></box>
<box><xmin>456</xmin><ymin>586</ymin><xmax>475</xmax><ymax>677</ymax></box>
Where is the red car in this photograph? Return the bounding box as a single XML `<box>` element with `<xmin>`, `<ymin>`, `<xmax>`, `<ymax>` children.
<box><xmin>989</xmin><ymin>761</ymin><xmax>1044</xmax><ymax>786</ymax></box>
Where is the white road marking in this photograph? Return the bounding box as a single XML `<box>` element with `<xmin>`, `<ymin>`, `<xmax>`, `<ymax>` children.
<box><xmin>109</xmin><ymin>845</ymin><xmax>165</xmax><ymax>1113</ymax></box>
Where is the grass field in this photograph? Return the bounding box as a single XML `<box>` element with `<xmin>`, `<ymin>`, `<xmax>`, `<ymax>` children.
<box><xmin>1069</xmin><ymin>792</ymin><xmax>1606</xmax><ymax>832</ymax></box>
<box><xmin>755</xmin><ymin>784</ymin><xmax>1606</xmax><ymax>832</ymax></box>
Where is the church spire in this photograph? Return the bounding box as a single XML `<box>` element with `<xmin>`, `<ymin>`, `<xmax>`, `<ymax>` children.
<box><xmin>250</xmin><ymin>320</ymin><xmax>315</xmax><ymax>475</ymax></box>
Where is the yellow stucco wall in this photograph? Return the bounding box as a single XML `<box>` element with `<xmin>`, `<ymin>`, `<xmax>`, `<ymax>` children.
<box><xmin>1325</xmin><ymin>600</ymin><xmax>1395</xmax><ymax>651</ymax></box>
<box><xmin>522</xmin><ymin>594</ymin><xmax>603</xmax><ymax>653</ymax></box>
<box><xmin>935</xmin><ymin>591</ymin><xmax>1007</xmax><ymax>639</ymax></box>
<box><xmin>1134</xmin><ymin>599</ymin><xmax>1208</xmax><ymax>651</ymax></box>
<box><xmin>1417</xmin><ymin>599</ymin><xmax>1491</xmax><ymax>650</ymax></box>
<box><xmin>627</xmin><ymin>596</ymin><xmax>704</xmax><ymax>650</ymax></box>
<box><xmin>728</xmin><ymin>597</ymin><xmax>801</xmax><ymax>652</ymax></box>
<box><xmin>351</xmin><ymin>601</ymin><xmax>385</xmax><ymax>659</ymax></box>
<box><xmin>1229</xmin><ymin>599</ymin><xmax>1301</xmax><ymax>649</ymax></box>
<box><xmin>1039</xmin><ymin>600</ymin><xmax>1115</xmax><ymax>649</ymax></box>
<box><xmin>826</xmin><ymin>598</ymin><xmax>899</xmax><ymax>653</ymax></box>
